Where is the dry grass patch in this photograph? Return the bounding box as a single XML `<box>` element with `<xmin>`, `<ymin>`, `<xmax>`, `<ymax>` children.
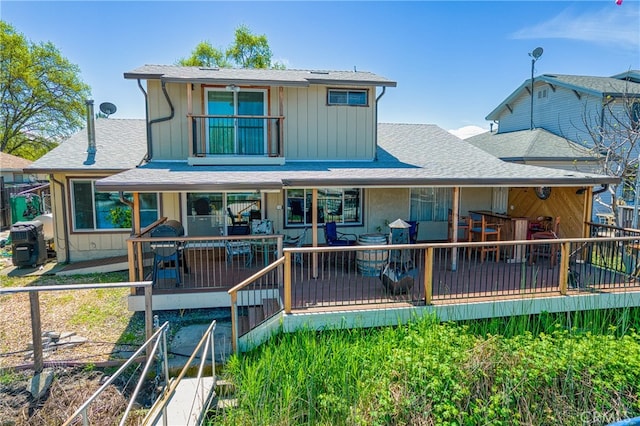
<box><xmin>0</xmin><ymin>271</ymin><xmax>143</xmax><ymax>369</ymax></box>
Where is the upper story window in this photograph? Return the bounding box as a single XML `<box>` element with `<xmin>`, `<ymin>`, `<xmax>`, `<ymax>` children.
<box><xmin>285</xmin><ymin>188</ymin><xmax>362</xmax><ymax>227</ymax></box>
<box><xmin>327</xmin><ymin>89</ymin><xmax>368</xmax><ymax>106</ymax></box>
<box><xmin>70</xmin><ymin>179</ymin><xmax>159</xmax><ymax>231</ymax></box>
<box><xmin>537</xmin><ymin>88</ymin><xmax>548</xmax><ymax>99</ymax></box>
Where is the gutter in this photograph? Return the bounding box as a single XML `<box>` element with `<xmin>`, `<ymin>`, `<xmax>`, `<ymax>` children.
<box><xmin>374</xmin><ymin>86</ymin><xmax>386</xmax><ymax>161</ymax></box>
<box><xmin>50</xmin><ymin>174</ymin><xmax>70</xmax><ymax>263</ymax></box>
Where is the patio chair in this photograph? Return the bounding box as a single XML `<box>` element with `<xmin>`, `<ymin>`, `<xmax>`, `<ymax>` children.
<box><xmin>324</xmin><ymin>221</ymin><xmax>357</xmax><ymax>246</ymax></box>
<box><xmin>468</xmin><ymin>212</ymin><xmax>501</xmax><ymax>262</ymax></box>
<box><xmin>528</xmin><ymin>216</ymin><xmax>560</xmax><ymax>267</ymax></box>
<box><xmin>227</xmin><ymin>207</ymin><xmax>250</xmax><ymax>235</ymax></box>
<box><xmin>407</xmin><ymin>220</ymin><xmax>419</xmax><ymax>244</ymax></box>
<box><xmin>284</xmin><ymin>227</ymin><xmax>308</xmax><ymax>264</ymax></box>
<box><xmin>225</xmin><ymin>239</ymin><xmax>253</xmax><ymax>266</ymax></box>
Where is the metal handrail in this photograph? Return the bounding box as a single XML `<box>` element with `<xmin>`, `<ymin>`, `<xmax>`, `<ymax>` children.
<box><xmin>62</xmin><ymin>321</ymin><xmax>170</xmax><ymax>426</ymax></box>
<box><xmin>143</xmin><ymin>319</ymin><xmax>217</xmax><ymax>426</ymax></box>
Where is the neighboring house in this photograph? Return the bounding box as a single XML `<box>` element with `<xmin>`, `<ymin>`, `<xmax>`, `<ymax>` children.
<box><xmin>479</xmin><ymin>70</ymin><xmax>640</xmax><ymax>213</ymax></box>
<box><xmin>0</xmin><ymin>152</ymin><xmax>49</xmax><ymax>229</ymax></box>
<box><xmin>27</xmin><ymin>65</ymin><xmax>616</xmax><ymax>267</ymax></box>
<box><xmin>484</xmin><ymin>70</ymin><xmax>640</xmax><ymax>144</ymax></box>
<box><xmin>0</xmin><ymin>152</ymin><xmax>33</xmax><ymax>184</ymax></box>
<box><xmin>466</xmin><ymin>128</ymin><xmax>601</xmax><ymax>172</ymax></box>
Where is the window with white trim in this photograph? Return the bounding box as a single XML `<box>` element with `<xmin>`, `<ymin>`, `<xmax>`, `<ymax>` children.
<box><xmin>327</xmin><ymin>89</ymin><xmax>368</xmax><ymax>106</ymax></box>
<box><xmin>410</xmin><ymin>188</ymin><xmax>452</xmax><ymax>222</ymax></box>
<box><xmin>285</xmin><ymin>188</ymin><xmax>362</xmax><ymax>227</ymax></box>
<box><xmin>70</xmin><ymin>179</ymin><xmax>159</xmax><ymax>231</ymax></box>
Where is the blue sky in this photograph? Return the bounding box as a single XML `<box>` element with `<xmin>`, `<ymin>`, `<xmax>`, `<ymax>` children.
<box><xmin>2</xmin><ymin>1</ymin><xmax>639</xmax><ymax>137</ymax></box>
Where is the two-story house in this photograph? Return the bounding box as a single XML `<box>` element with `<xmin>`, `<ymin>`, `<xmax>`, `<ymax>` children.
<box><xmin>468</xmin><ymin>70</ymin><xmax>640</xmax><ymax>217</ymax></box>
<box><xmin>27</xmin><ymin>65</ymin><xmax>616</xmax><ymax>284</ymax></box>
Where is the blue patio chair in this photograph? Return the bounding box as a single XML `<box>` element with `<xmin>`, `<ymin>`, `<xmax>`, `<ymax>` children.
<box><xmin>324</xmin><ymin>221</ymin><xmax>357</xmax><ymax>246</ymax></box>
<box><xmin>407</xmin><ymin>221</ymin><xmax>419</xmax><ymax>244</ymax></box>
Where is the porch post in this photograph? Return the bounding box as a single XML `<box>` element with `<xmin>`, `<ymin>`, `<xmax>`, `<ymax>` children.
<box><xmin>451</xmin><ymin>187</ymin><xmax>460</xmax><ymax>271</ymax></box>
<box><xmin>187</xmin><ymin>83</ymin><xmax>193</xmax><ymax>157</ymax></box>
<box><xmin>559</xmin><ymin>241</ymin><xmax>570</xmax><ymax>295</ymax></box>
<box><xmin>424</xmin><ymin>246</ymin><xmax>433</xmax><ymax>305</ymax></box>
<box><xmin>284</xmin><ymin>251</ymin><xmax>292</xmax><ymax>313</ymax></box>
<box><xmin>312</xmin><ymin>188</ymin><xmax>319</xmax><ymax>278</ymax></box>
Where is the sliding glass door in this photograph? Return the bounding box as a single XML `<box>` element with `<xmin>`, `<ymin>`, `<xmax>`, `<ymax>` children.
<box><xmin>206</xmin><ymin>89</ymin><xmax>266</xmax><ymax>155</ymax></box>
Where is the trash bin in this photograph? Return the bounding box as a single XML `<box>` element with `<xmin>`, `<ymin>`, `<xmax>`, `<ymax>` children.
<box><xmin>11</xmin><ymin>220</ymin><xmax>47</xmax><ymax>268</ymax></box>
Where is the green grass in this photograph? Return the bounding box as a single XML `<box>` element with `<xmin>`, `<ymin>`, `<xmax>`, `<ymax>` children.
<box><xmin>212</xmin><ymin>309</ymin><xmax>640</xmax><ymax>425</ymax></box>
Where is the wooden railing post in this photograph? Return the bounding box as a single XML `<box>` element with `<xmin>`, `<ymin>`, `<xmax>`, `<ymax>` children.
<box><xmin>284</xmin><ymin>251</ymin><xmax>292</xmax><ymax>313</ymax></box>
<box><xmin>127</xmin><ymin>239</ymin><xmax>136</xmax><ymax>295</ymax></box>
<box><xmin>559</xmin><ymin>241</ymin><xmax>571</xmax><ymax>295</ymax></box>
<box><xmin>424</xmin><ymin>246</ymin><xmax>434</xmax><ymax>305</ymax></box>
<box><xmin>29</xmin><ymin>291</ymin><xmax>43</xmax><ymax>373</ymax></box>
<box><xmin>229</xmin><ymin>291</ymin><xmax>238</xmax><ymax>353</ymax></box>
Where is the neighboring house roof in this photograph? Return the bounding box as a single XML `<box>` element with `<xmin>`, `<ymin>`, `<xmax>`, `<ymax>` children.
<box><xmin>486</xmin><ymin>72</ymin><xmax>640</xmax><ymax>121</ymax></box>
<box><xmin>94</xmin><ymin>123</ymin><xmax>617</xmax><ymax>193</ymax></box>
<box><xmin>0</xmin><ymin>152</ymin><xmax>32</xmax><ymax>172</ymax></box>
<box><xmin>26</xmin><ymin>118</ymin><xmax>147</xmax><ymax>173</ymax></box>
<box><xmin>465</xmin><ymin>129</ymin><xmax>599</xmax><ymax>163</ymax></box>
<box><xmin>124</xmin><ymin>65</ymin><xmax>397</xmax><ymax>88</ymax></box>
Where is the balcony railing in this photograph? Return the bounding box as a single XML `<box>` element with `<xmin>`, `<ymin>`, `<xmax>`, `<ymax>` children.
<box><xmin>188</xmin><ymin>114</ymin><xmax>284</xmax><ymax>157</ymax></box>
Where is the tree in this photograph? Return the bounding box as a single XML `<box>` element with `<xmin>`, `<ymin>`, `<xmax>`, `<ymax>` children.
<box><xmin>177</xmin><ymin>41</ymin><xmax>230</xmax><ymax>68</ymax></box>
<box><xmin>0</xmin><ymin>21</ymin><xmax>91</xmax><ymax>160</ymax></box>
<box><xmin>178</xmin><ymin>25</ymin><xmax>284</xmax><ymax>69</ymax></box>
<box><xmin>580</xmin><ymin>84</ymin><xmax>640</xmax><ymax>220</ymax></box>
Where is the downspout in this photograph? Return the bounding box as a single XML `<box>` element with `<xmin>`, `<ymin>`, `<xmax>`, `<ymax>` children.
<box><xmin>374</xmin><ymin>86</ymin><xmax>387</xmax><ymax>161</ymax></box>
<box><xmin>136</xmin><ymin>79</ymin><xmax>150</xmax><ymax>164</ymax></box>
<box><xmin>593</xmin><ymin>184</ymin><xmax>608</xmax><ymax>196</ymax></box>
<box><xmin>50</xmin><ymin>174</ymin><xmax>70</xmax><ymax>263</ymax></box>
<box><xmin>137</xmin><ymin>79</ymin><xmax>175</xmax><ymax>163</ymax></box>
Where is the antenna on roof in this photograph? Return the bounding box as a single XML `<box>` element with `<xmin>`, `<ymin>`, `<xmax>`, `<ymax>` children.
<box><xmin>99</xmin><ymin>102</ymin><xmax>117</xmax><ymax>118</ymax></box>
<box><xmin>354</xmin><ymin>65</ymin><xmax>357</xmax><ymax>72</ymax></box>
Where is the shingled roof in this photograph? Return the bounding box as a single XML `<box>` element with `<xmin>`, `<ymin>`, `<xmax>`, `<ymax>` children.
<box><xmin>466</xmin><ymin>128</ymin><xmax>599</xmax><ymax>162</ymax></box>
<box><xmin>124</xmin><ymin>65</ymin><xmax>397</xmax><ymax>87</ymax></box>
<box><xmin>26</xmin><ymin>119</ymin><xmax>146</xmax><ymax>173</ymax></box>
<box><xmin>0</xmin><ymin>152</ymin><xmax>32</xmax><ymax>171</ymax></box>
<box><xmin>94</xmin><ymin>123</ymin><xmax>617</xmax><ymax>192</ymax></box>
<box><xmin>486</xmin><ymin>71</ymin><xmax>640</xmax><ymax>121</ymax></box>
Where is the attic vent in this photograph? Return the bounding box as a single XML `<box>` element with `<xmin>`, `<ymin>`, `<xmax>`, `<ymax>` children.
<box><xmin>309</xmin><ymin>70</ymin><xmax>330</xmax><ymax>75</ymax></box>
<box><xmin>199</xmin><ymin>67</ymin><xmax>219</xmax><ymax>71</ymax></box>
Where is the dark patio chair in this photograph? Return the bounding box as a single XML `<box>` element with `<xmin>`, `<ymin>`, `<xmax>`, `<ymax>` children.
<box><xmin>324</xmin><ymin>221</ymin><xmax>357</xmax><ymax>246</ymax></box>
<box><xmin>284</xmin><ymin>227</ymin><xmax>308</xmax><ymax>264</ymax></box>
<box><xmin>407</xmin><ymin>220</ymin><xmax>419</xmax><ymax>244</ymax></box>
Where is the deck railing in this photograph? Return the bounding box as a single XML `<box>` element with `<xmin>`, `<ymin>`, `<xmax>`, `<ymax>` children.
<box><xmin>189</xmin><ymin>115</ymin><xmax>284</xmax><ymax>157</ymax></box>
<box><xmin>127</xmin><ymin>233</ymin><xmax>283</xmax><ymax>292</ymax></box>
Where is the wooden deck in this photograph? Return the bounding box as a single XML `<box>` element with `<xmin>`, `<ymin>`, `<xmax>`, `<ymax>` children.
<box><xmin>145</xmin><ymin>246</ymin><xmax>640</xmax><ymax>309</ymax></box>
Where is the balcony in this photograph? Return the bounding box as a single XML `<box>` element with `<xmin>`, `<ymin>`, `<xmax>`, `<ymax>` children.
<box><xmin>187</xmin><ymin>115</ymin><xmax>285</xmax><ymax>166</ymax></box>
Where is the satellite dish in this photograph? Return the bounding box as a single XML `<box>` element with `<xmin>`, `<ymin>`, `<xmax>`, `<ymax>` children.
<box><xmin>99</xmin><ymin>102</ymin><xmax>117</xmax><ymax>117</ymax></box>
<box><xmin>531</xmin><ymin>47</ymin><xmax>544</xmax><ymax>59</ymax></box>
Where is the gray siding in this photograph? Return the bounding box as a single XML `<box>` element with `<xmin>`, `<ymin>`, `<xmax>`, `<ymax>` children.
<box><xmin>145</xmin><ymin>81</ymin><xmax>377</xmax><ymax>162</ymax></box>
<box><xmin>497</xmin><ymin>82</ymin><xmax>603</xmax><ymax>146</ymax></box>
